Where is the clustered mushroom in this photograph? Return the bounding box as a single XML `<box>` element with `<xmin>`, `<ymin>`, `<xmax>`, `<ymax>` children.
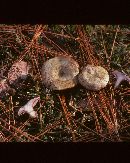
<box><xmin>0</xmin><ymin>60</ymin><xmax>31</xmax><ymax>97</ymax></box>
<box><xmin>16</xmin><ymin>58</ymin><xmax>130</xmax><ymax>119</ymax></box>
<box><xmin>1</xmin><ymin>56</ymin><xmax>129</xmax><ymax>119</ymax></box>
<box><xmin>41</xmin><ymin>57</ymin><xmax>110</xmax><ymax>91</ymax></box>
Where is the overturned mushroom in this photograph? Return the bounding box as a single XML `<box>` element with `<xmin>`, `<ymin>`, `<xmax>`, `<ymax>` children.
<box><xmin>18</xmin><ymin>96</ymin><xmax>40</xmax><ymax>118</ymax></box>
<box><xmin>8</xmin><ymin>61</ymin><xmax>31</xmax><ymax>85</ymax></box>
<box><xmin>41</xmin><ymin>56</ymin><xmax>79</xmax><ymax>90</ymax></box>
<box><xmin>112</xmin><ymin>70</ymin><xmax>130</xmax><ymax>89</ymax></box>
<box><xmin>78</xmin><ymin>65</ymin><xmax>109</xmax><ymax>91</ymax></box>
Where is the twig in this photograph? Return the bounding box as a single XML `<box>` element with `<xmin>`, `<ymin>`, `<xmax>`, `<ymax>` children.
<box><xmin>109</xmin><ymin>25</ymin><xmax>120</xmax><ymax>60</ymax></box>
<box><xmin>58</xmin><ymin>95</ymin><xmax>76</xmax><ymax>142</ymax></box>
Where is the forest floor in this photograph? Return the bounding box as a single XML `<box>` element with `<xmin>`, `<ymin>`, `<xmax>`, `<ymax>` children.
<box><xmin>0</xmin><ymin>25</ymin><xmax>129</xmax><ymax>142</ymax></box>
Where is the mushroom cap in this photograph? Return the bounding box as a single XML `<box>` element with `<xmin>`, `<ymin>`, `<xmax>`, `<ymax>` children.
<box><xmin>78</xmin><ymin>65</ymin><xmax>109</xmax><ymax>91</ymax></box>
<box><xmin>41</xmin><ymin>56</ymin><xmax>79</xmax><ymax>90</ymax></box>
<box><xmin>8</xmin><ymin>61</ymin><xmax>30</xmax><ymax>85</ymax></box>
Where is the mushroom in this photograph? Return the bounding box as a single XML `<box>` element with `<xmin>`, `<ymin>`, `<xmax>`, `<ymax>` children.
<box><xmin>41</xmin><ymin>56</ymin><xmax>79</xmax><ymax>90</ymax></box>
<box><xmin>18</xmin><ymin>96</ymin><xmax>40</xmax><ymax>118</ymax></box>
<box><xmin>78</xmin><ymin>65</ymin><xmax>109</xmax><ymax>91</ymax></box>
<box><xmin>112</xmin><ymin>70</ymin><xmax>130</xmax><ymax>89</ymax></box>
<box><xmin>8</xmin><ymin>61</ymin><xmax>31</xmax><ymax>85</ymax></box>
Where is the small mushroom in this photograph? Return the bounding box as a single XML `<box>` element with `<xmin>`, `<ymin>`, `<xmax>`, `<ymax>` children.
<box><xmin>18</xmin><ymin>96</ymin><xmax>40</xmax><ymax>118</ymax></box>
<box><xmin>112</xmin><ymin>70</ymin><xmax>130</xmax><ymax>89</ymax></box>
<box><xmin>78</xmin><ymin>65</ymin><xmax>109</xmax><ymax>91</ymax></box>
<box><xmin>41</xmin><ymin>56</ymin><xmax>79</xmax><ymax>90</ymax></box>
<box><xmin>8</xmin><ymin>61</ymin><xmax>31</xmax><ymax>85</ymax></box>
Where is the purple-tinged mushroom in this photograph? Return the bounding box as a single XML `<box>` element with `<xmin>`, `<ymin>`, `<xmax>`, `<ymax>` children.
<box><xmin>18</xmin><ymin>96</ymin><xmax>40</xmax><ymax>118</ymax></box>
<box><xmin>8</xmin><ymin>61</ymin><xmax>31</xmax><ymax>85</ymax></box>
<box><xmin>112</xmin><ymin>70</ymin><xmax>130</xmax><ymax>89</ymax></box>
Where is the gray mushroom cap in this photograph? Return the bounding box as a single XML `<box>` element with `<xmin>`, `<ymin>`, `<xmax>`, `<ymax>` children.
<box><xmin>78</xmin><ymin>65</ymin><xmax>109</xmax><ymax>91</ymax></box>
<box><xmin>41</xmin><ymin>56</ymin><xmax>79</xmax><ymax>90</ymax></box>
